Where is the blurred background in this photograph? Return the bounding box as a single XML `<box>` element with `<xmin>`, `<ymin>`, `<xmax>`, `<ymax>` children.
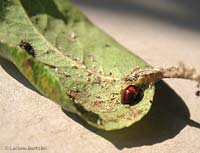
<box><xmin>70</xmin><ymin>1</ymin><xmax>200</xmax><ymax>152</ymax></box>
<box><xmin>0</xmin><ymin>1</ymin><xmax>199</xmax><ymax>153</ymax></box>
<box><xmin>72</xmin><ymin>0</ymin><xmax>200</xmax><ymax>67</ymax></box>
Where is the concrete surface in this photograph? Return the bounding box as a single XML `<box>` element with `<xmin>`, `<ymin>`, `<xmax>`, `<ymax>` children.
<box><xmin>0</xmin><ymin>0</ymin><xmax>200</xmax><ymax>152</ymax></box>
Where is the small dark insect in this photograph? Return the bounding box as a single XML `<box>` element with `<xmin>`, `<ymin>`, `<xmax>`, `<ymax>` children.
<box><xmin>19</xmin><ymin>40</ymin><xmax>35</xmax><ymax>57</ymax></box>
<box><xmin>196</xmin><ymin>90</ymin><xmax>200</xmax><ymax>96</ymax></box>
<box><xmin>121</xmin><ymin>85</ymin><xmax>144</xmax><ymax>105</ymax></box>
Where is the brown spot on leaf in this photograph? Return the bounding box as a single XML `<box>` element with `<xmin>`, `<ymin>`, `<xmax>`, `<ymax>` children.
<box><xmin>22</xmin><ymin>59</ymin><xmax>33</xmax><ymax>70</ymax></box>
<box><xmin>67</xmin><ymin>89</ymin><xmax>80</xmax><ymax>103</ymax></box>
<box><xmin>44</xmin><ymin>63</ymin><xmax>57</xmax><ymax>69</ymax></box>
<box><xmin>93</xmin><ymin>76</ymin><xmax>101</xmax><ymax>84</ymax></box>
<box><xmin>86</xmin><ymin>78</ymin><xmax>91</xmax><ymax>81</ymax></box>
<box><xmin>105</xmin><ymin>44</ymin><xmax>110</xmax><ymax>47</ymax></box>
<box><xmin>87</xmin><ymin>72</ymin><xmax>92</xmax><ymax>76</ymax></box>
<box><xmin>93</xmin><ymin>101</ymin><xmax>103</xmax><ymax>107</ymax></box>
<box><xmin>96</xmin><ymin>95</ymin><xmax>101</xmax><ymax>98</ymax></box>
<box><xmin>44</xmin><ymin>50</ymin><xmax>50</xmax><ymax>54</ymax></box>
<box><xmin>63</xmin><ymin>73</ymin><xmax>71</xmax><ymax>77</ymax></box>
<box><xmin>127</xmin><ymin>110</ymin><xmax>143</xmax><ymax>120</ymax></box>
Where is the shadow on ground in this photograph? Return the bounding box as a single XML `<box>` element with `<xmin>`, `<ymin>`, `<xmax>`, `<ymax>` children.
<box><xmin>72</xmin><ymin>0</ymin><xmax>200</xmax><ymax>31</ymax></box>
<box><xmin>1</xmin><ymin>57</ymin><xmax>200</xmax><ymax>149</ymax></box>
<box><xmin>0</xmin><ymin>57</ymin><xmax>39</xmax><ymax>93</ymax></box>
<box><xmin>64</xmin><ymin>81</ymin><xmax>200</xmax><ymax>149</ymax></box>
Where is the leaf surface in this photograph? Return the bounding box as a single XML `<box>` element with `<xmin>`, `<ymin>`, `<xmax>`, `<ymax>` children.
<box><xmin>0</xmin><ymin>0</ymin><xmax>154</xmax><ymax>130</ymax></box>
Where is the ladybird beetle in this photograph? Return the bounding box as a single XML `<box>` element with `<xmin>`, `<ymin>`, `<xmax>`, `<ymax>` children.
<box><xmin>121</xmin><ymin>85</ymin><xmax>143</xmax><ymax>105</ymax></box>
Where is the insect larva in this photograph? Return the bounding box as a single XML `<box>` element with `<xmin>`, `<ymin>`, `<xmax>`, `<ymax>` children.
<box><xmin>19</xmin><ymin>40</ymin><xmax>35</xmax><ymax>57</ymax></box>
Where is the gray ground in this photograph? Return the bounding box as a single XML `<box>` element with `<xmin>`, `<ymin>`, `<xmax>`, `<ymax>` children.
<box><xmin>0</xmin><ymin>0</ymin><xmax>200</xmax><ymax>152</ymax></box>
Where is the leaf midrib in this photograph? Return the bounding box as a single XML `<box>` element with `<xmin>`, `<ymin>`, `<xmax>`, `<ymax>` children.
<box><xmin>19</xmin><ymin>0</ymin><xmax>118</xmax><ymax>81</ymax></box>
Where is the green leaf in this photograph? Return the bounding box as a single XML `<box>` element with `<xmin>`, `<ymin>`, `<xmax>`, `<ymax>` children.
<box><xmin>0</xmin><ymin>0</ymin><xmax>155</xmax><ymax>130</ymax></box>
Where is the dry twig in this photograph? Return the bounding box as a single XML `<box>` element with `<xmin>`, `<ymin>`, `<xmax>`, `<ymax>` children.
<box><xmin>125</xmin><ymin>63</ymin><xmax>200</xmax><ymax>95</ymax></box>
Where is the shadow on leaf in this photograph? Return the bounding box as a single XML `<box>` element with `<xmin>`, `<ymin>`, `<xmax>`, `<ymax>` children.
<box><xmin>64</xmin><ymin>81</ymin><xmax>200</xmax><ymax>149</ymax></box>
<box><xmin>1</xmin><ymin>57</ymin><xmax>200</xmax><ymax>149</ymax></box>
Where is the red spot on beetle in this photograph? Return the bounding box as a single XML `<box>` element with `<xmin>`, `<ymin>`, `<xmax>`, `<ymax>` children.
<box><xmin>121</xmin><ymin>85</ymin><xmax>144</xmax><ymax>105</ymax></box>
